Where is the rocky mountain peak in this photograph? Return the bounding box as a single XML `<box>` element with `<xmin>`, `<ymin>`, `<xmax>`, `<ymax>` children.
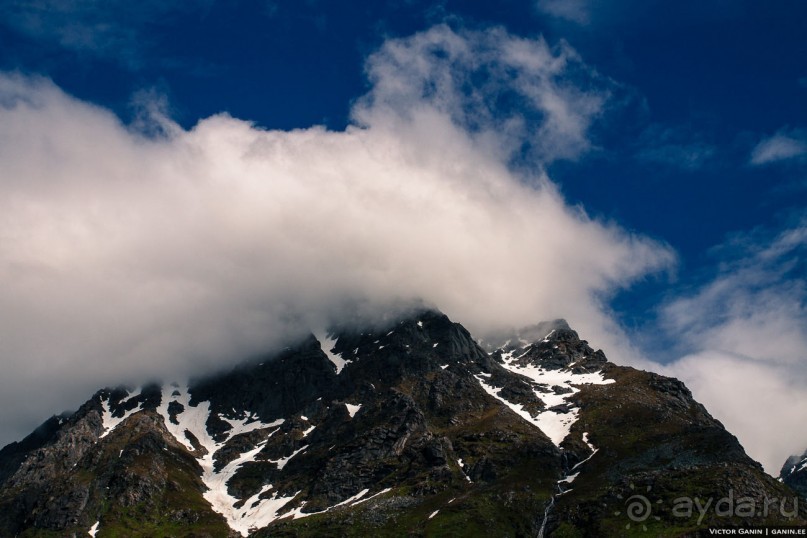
<box><xmin>324</xmin><ymin>308</ymin><xmax>489</xmax><ymax>383</ymax></box>
<box><xmin>781</xmin><ymin>450</ymin><xmax>807</xmax><ymax>500</ymax></box>
<box><xmin>1</xmin><ymin>309</ymin><xmax>804</xmax><ymax>536</ymax></box>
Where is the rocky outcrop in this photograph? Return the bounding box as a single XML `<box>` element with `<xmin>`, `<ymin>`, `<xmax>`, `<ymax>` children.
<box><xmin>4</xmin><ymin>396</ymin><xmax>104</xmax><ymax>491</ymax></box>
<box><xmin>0</xmin><ymin>408</ymin><xmax>231</xmax><ymax>536</ymax></box>
<box><xmin>782</xmin><ymin>451</ymin><xmax>807</xmax><ymax>500</ymax></box>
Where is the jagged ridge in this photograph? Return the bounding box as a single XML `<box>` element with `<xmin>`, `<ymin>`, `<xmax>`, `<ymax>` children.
<box><xmin>0</xmin><ymin>309</ymin><xmax>804</xmax><ymax>537</ymax></box>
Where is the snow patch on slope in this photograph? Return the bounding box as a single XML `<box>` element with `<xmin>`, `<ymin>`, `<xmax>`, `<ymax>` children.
<box><xmin>350</xmin><ymin>487</ymin><xmax>392</xmax><ymax>506</ymax></box>
<box><xmin>235</xmin><ymin>488</ymin><xmax>305</xmax><ymax>532</ymax></box>
<box><xmin>316</xmin><ymin>332</ymin><xmax>351</xmax><ymax>374</ymax></box>
<box><xmin>154</xmin><ymin>384</ymin><xmax>384</xmax><ymax>535</ymax></box>
<box><xmin>476</xmin><ymin>347</ymin><xmax>614</xmax><ymax>446</ymax></box>
<box><xmin>156</xmin><ymin>384</ymin><xmax>298</xmax><ymax>536</ymax></box>
<box><xmin>99</xmin><ymin>388</ymin><xmax>143</xmax><ymax>439</ymax></box>
<box><xmin>475</xmin><ymin>374</ymin><xmax>547</xmax><ymax>431</ymax></box>
<box><xmin>571</xmin><ymin>432</ymin><xmax>599</xmax><ymax>473</ymax></box>
<box><xmin>270</xmin><ymin>445</ymin><xmax>307</xmax><ymax>470</ymax></box>
<box><xmin>558</xmin><ymin>431</ymin><xmax>600</xmax><ymax>487</ymax></box>
<box><xmin>332</xmin><ymin>488</ymin><xmax>370</xmax><ymax>507</ymax></box>
<box><xmin>345</xmin><ymin>403</ymin><xmax>362</xmax><ymax>418</ymax></box>
<box><xmin>457</xmin><ymin>457</ymin><xmax>472</xmax><ymax>482</ymax></box>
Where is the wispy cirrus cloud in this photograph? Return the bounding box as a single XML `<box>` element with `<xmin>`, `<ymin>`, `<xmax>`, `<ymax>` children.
<box><xmin>634</xmin><ymin>124</ymin><xmax>716</xmax><ymax>171</ymax></box>
<box><xmin>750</xmin><ymin>128</ymin><xmax>807</xmax><ymax>165</ymax></box>
<box><xmin>0</xmin><ymin>0</ymin><xmax>213</xmax><ymax>68</ymax></box>
<box><xmin>535</xmin><ymin>0</ymin><xmax>590</xmax><ymax>24</ymax></box>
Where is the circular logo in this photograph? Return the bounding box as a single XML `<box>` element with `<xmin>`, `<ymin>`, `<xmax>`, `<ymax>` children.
<box><xmin>613</xmin><ymin>484</ymin><xmax>662</xmax><ymax>531</ymax></box>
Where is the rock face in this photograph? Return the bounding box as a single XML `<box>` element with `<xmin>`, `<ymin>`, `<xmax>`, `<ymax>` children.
<box><xmin>782</xmin><ymin>451</ymin><xmax>807</xmax><ymax>501</ymax></box>
<box><xmin>0</xmin><ymin>309</ymin><xmax>804</xmax><ymax>537</ymax></box>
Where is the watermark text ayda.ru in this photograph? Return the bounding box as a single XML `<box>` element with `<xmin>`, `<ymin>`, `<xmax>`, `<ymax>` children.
<box><xmin>622</xmin><ymin>486</ymin><xmax>800</xmax><ymax>526</ymax></box>
<box><xmin>671</xmin><ymin>489</ymin><xmax>799</xmax><ymax>525</ymax></box>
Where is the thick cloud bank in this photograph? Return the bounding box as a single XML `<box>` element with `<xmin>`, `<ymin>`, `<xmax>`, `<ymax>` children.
<box><xmin>0</xmin><ymin>27</ymin><xmax>673</xmax><ymax>445</ymax></box>
<box><xmin>661</xmin><ymin>224</ymin><xmax>807</xmax><ymax>473</ymax></box>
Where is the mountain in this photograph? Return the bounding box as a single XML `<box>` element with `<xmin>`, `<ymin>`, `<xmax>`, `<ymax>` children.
<box><xmin>781</xmin><ymin>451</ymin><xmax>807</xmax><ymax>501</ymax></box>
<box><xmin>0</xmin><ymin>309</ymin><xmax>804</xmax><ymax>537</ymax></box>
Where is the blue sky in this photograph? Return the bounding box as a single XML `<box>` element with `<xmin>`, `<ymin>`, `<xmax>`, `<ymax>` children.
<box><xmin>0</xmin><ymin>1</ymin><xmax>805</xmax><ymax>473</ymax></box>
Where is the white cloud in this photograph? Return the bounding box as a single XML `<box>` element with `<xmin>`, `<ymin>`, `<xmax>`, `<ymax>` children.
<box><xmin>659</xmin><ymin>224</ymin><xmax>807</xmax><ymax>473</ymax></box>
<box><xmin>750</xmin><ymin>129</ymin><xmax>807</xmax><ymax>165</ymax></box>
<box><xmin>665</xmin><ymin>351</ymin><xmax>807</xmax><ymax>477</ymax></box>
<box><xmin>536</xmin><ymin>0</ymin><xmax>591</xmax><ymax>24</ymax></box>
<box><xmin>0</xmin><ymin>27</ymin><xmax>674</xmax><ymax>446</ymax></box>
<box><xmin>355</xmin><ymin>25</ymin><xmax>611</xmax><ymax>164</ymax></box>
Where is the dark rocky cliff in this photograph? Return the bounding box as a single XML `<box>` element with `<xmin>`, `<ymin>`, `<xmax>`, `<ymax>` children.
<box><xmin>782</xmin><ymin>451</ymin><xmax>807</xmax><ymax>502</ymax></box>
